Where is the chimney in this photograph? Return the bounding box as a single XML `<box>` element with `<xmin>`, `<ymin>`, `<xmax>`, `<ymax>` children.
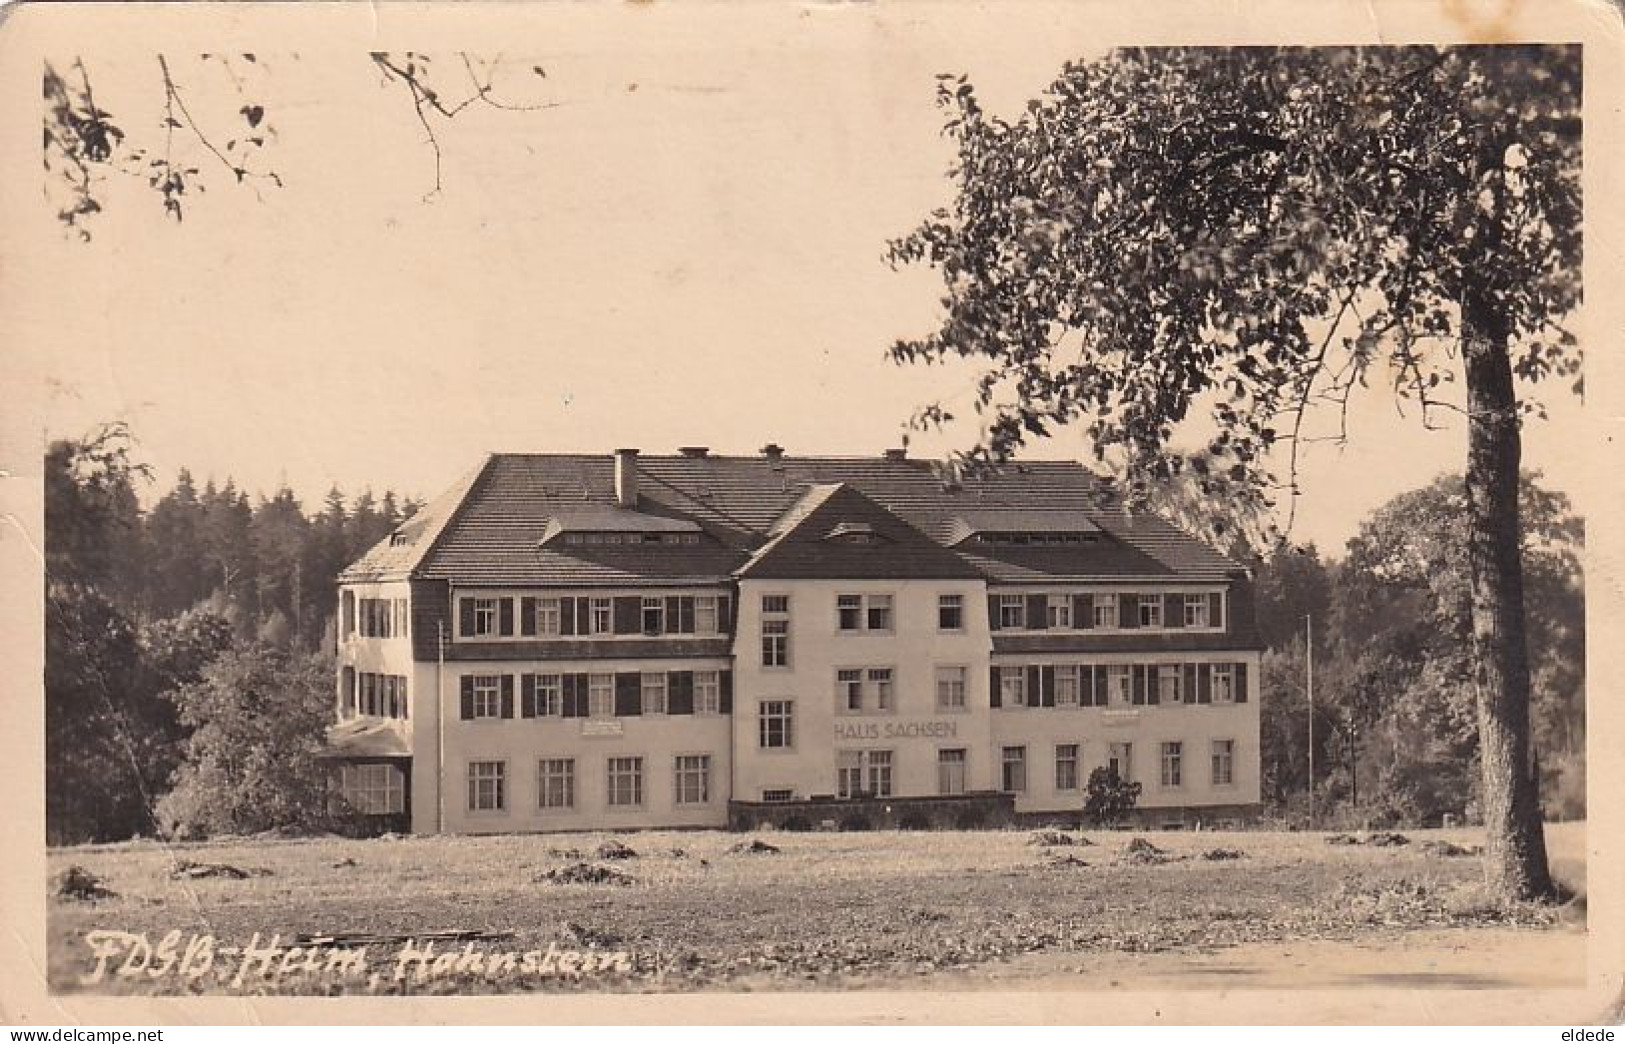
<box><xmin>614</xmin><ymin>448</ymin><xmax>639</xmax><ymax>508</ymax></box>
<box><xmin>761</xmin><ymin>443</ymin><xmax>784</xmax><ymax>464</ymax></box>
<box><xmin>883</xmin><ymin>447</ymin><xmax>907</xmax><ymax>461</ymax></box>
<box><xmin>679</xmin><ymin>446</ymin><xmax>710</xmax><ymax>458</ymax></box>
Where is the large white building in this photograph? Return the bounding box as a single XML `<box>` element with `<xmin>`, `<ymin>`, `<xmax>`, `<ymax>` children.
<box><xmin>329</xmin><ymin>447</ymin><xmax>1262</xmax><ymax>833</ymax></box>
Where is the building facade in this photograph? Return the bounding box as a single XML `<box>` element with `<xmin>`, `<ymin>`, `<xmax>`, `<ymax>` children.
<box><xmin>330</xmin><ymin>448</ymin><xmax>1262</xmax><ymax>834</ymax></box>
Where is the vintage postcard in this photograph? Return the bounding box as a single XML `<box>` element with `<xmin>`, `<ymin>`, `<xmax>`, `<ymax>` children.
<box><xmin>1</xmin><ymin>0</ymin><xmax>1621</xmax><ymax>1027</ymax></box>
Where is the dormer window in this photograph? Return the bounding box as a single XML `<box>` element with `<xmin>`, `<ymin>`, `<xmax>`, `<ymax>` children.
<box><xmin>824</xmin><ymin>522</ymin><xmax>885</xmax><ymax>545</ymax></box>
<box><xmin>389</xmin><ymin>531</ymin><xmax>409</xmax><ymax>547</ymax></box>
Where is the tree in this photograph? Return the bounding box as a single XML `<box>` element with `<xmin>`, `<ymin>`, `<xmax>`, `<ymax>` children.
<box><xmin>156</xmin><ymin>643</ymin><xmax>342</xmax><ymax>838</ymax></box>
<box><xmin>889</xmin><ymin>46</ymin><xmax>1579</xmax><ymax>899</ymax></box>
<box><xmin>1083</xmin><ymin>766</ymin><xmax>1142</xmax><ymax>827</ymax></box>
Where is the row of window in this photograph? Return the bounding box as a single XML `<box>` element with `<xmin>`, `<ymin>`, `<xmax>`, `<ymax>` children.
<box><xmin>992</xmin><ymin>662</ymin><xmax>1250</xmax><ymax>708</ymax></box>
<box><xmin>825</xmin><ymin>740</ymin><xmax>1238</xmax><ymax>799</ymax></box>
<box><xmin>465</xmin><ymin>754</ymin><xmax>714</xmax><ymax>813</ymax></box>
<box><xmin>344</xmin><ymin>595</ymin><xmax>409</xmax><ymax>639</ymax></box>
<box><xmin>340</xmin><ymin>669</ymin><xmax>409</xmax><ymax>719</ymax></box>
<box><xmin>337</xmin><ymin>762</ymin><xmax>406</xmax><ymax>814</ymax></box>
<box><xmin>459</xmin><ymin>593</ymin><xmax>731</xmax><ymax>640</ymax></box>
<box><xmin>458</xmin><ymin>670</ymin><xmax>732</xmax><ymax>721</ymax></box>
<box><xmin>990</xmin><ymin>592</ymin><xmax>1224</xmax><ymax>632</ymax></box>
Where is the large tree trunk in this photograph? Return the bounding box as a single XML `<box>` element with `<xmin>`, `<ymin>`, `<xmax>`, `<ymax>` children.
<box><xmin>1462</xmin><ymin>292</ymin><xmax>1554</xmax><ymax>901</ymax></box>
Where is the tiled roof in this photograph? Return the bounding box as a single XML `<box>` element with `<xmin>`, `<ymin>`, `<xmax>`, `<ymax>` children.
<box><xmin>739</xmin><ymin>484</ymin><xmax>984</xmax><ymax>580</ymax></box>
<box><xmin>348</xmin><ymin>452</ymin><xmax>1243</xmax><ymax>586</ymax></box>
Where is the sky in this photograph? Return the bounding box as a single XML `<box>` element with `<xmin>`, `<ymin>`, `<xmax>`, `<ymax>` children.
<box><xmin>10</xmin><ymin>4</ymin><xmax>1598</xmax><ymax>557</ymax></box>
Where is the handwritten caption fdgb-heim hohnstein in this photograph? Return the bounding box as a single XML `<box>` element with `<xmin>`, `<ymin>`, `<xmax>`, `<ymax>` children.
<box><xmin>81</xmin><ymin>930</ymin><xmax>634</xmax><ymax>990</ymax></box>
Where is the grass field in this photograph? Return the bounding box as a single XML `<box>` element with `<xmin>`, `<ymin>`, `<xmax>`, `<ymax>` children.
<box><xmin>46</xmin><ymin>822</ymin><xmax>1585</xmax><ymax>995</ymax></box>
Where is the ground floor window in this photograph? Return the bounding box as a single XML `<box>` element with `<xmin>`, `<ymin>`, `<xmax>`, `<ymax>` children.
<box><xmin>759</xmin><ymin>699</ymin><xmax>794</xmax><ymax>749</ymax></box>
<box><xmin>761</xmin><ymin>788</ymin><xmax>795</xmax><ymax>802</ymax></box>
<box><xmin>1055</xmin><ymin>744</ymin><xmax>1080</xmax><ymax>792</ymax></box>
<box><xmin>837</xmin><ymin>749</ymin><xmax>893</xmax><ymax>798</ymax></box>
<box><xmin>1211</xmin><ymin>739</ymin><xmax>1235</xmax><ymax>786</ymax></box>
<box><xmin>607</xmin><ymin>756</ymin><xmax>644</xmax><ymax>807</ymax></box>
<box><xmin>1161</xmin><ymin>742</ymin><xmax>1183</xmax><ymax>788</ymax></box>
<box><xmin>1108</xmin><ymin>742</ymin><xmax>1133</xmax><ymax>782</ymax></box>
<box><xmin>674</xmin><ymin>754</ymin><xmax>712</xmax><ymax>805</ymax></box>
<box><xmin>467</xmin><ymin>760</ymin><xmax>506</xmax><ymax>812</ymax></box>
<box><xmin>937</xmin><ymin>748</ymin><xmax>967</xmax><ymax>795</ymax></box>
<box><xmin>339</xmin><ymin>763</ymin><xmax>404</xmax><ymax>815</ymax></box>
<box><xmin>1001</xmin><ymin>745</ymin><xmax>1027</xmax><ymax>793</ymax></box>
<box><xmin>538</xmin><ymin>758</ymin><xmax>574</xmax><ymax>809</ymax></box>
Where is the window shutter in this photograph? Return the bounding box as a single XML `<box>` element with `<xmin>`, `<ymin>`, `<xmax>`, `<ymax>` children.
<box><xmin>613</xmin><ymin>596</ymin><xmax>640</xmax><ymax>634</ymax></box>
<box><xmin>1131</xmin><ymin>665</ymin><xmax>1147</xmax><ymax>705</ymax></box>
<box><xmin>458</xmin><ymin>597</ymin><xmax>475</xmax><ymax>637</ymax></box>
<box><xmin>678</xmin><ymin>597</ymin><xmax>696</xmax><ymax>634</ymax></box>
<box><xmin>521</xmin><ymin>674</ymin><xmax>538</xmax><ymax>718</ymax></box>
<box><xmin>719</xmin><ymin>670</ymin><xmax>733</xmax><ymax>714</ymax></box>
<box><xmin>560</xmin><ymin>598</ymin><xmax>577</xmax><ymax>636</ymax></box>
<box><xmin>1197</xmin><ymin>664</ymin><xmax>1212</xmax><ymax>704</ymax></box>
<box><xmin>669</xmin><ymin>671</ymin><xmax>694</xmax><ymax>715</ymax></box>
<box><xmin>1093</xmin><ymin>666</ymin><xmax>1109</xmax><ymax>707</ymax></box>
<box><xmin>615</xmin><ymin>673</ymin><xmax>642</xmax><ymax>717</ymax></box>
<box><xmin>1147</xmin><ymin>667</ymin><xmax>1160</xmax><ymax>705</ymax></box>
<box><xmin>1073</xmin><ymin>595</ymin><xmax>1093</xmax><ymax>629</ymax></box>
<box><xmin>989</xmin><ymin>666</ymin><xmax>1002</xmax><ymax>708</ymax></box>
<box><xmin>718</xmin><ymin>595</ymin><xmax>733</xmax><ymax>634</ymax></box>
<box><xmin>1164</xmin><ymin>594</ymin><xmax>1184</xmax><ymax>627</ymax></box>
<box><xmin>575</xmin><ymin>598</ymin><xmax>591</xmax><ymax>635</ymax></box>
<box><xmin>1184</xmin><ymin>663</ymin><xmax>1198</xmax><ymax>705</ymax></box>
<box><xmin>664</xmin><ymin>596</ymin><xmax>682</xmax><ymax>634</ymax></box>
<box><xmin>520</xmin><ymin>597</ymin><xmax>538</xmax><ymax>637</ymax></box>
<box><xmin>1120</xmin><ymin>594</ymin><xmax>1139</xmax><ymax>628</ymax></box>
<box><xmin>1040</xmin><ymin>665</ymin><xmax>1056</xmax><ymax>708</ymax></box>
<box><xmin>342</xmin><ymin>593</ymin><xmax>355</xmax><ymax>636</ymax></box>
<box><xmin>1026</xmin><ymin>595</ymin><xmax>1048</xmax><ymax>630</ymax></box>
<box><xmin>341</xmin><ymin>667</ymin><xmax>356</xmax><ymax>716</ymax></box>
<box><xmin>1209</xmin><ymin>592</ymin><xmax>1224</xmax><ymax>629</ymax></box>
<box><xmin>987</xmin><ymin>594</ymin><xmax>1002</xmax><ymax>631</ymax></box>
<box><xmin>459</xmin><ymin>676</ymin><xmax>474</xmax><ymax>720</ymax></box>
<box><xmin>1025</xmin><ymin>666</ymin><xmax>1041</xmax><ymax>707</ymax></box>
<box><xmin>499</xmin><ymin>675</ymin><xmax>515</xmax><ymax>718</ymax></box>
<box><xmin>498</xmin><ymin>598</ymin><xmax>515</xmax><ymax>637</ymax></box>
<box><xmin>1235</xmin><ymin>662</ymin><xmax>1249</xmax><ymax>703</ymax></box>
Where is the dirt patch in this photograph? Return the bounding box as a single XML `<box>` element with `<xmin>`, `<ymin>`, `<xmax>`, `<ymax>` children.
<box><xmin>536</xmin><ymin>862</ymin><xmax>634</xmax><ymax>886</ymax></box>
<box><xmin>1419</xmin><ymin>840</ymin><xmax>1480</xmax><ymax>858</ymax></box>
<box><xmin>1045</xmin><ymin>853</ymin><xmax>1091</xmax><ymax>868</ymax></box>
<box><xmin>1121</xmin><ymin>837</ymin><xmax>1180</xmax><ymax>865</ymax></box>
<box><xmin>594</xmin><ymin>839</ymin><xmax>638</xmax><ymax>860</ymax></box>
<box><xmin>55</xmin><ymin>865</ymin><xmax>116</xmax><ymax>901</ymax></box>
<box><xmin>1201</xmin><ymin>847</ymin><xmax>1246</xmax><ymax>861</ymax></box>
<box><xmin>729</xmin><ymin>838</ymin><xmax>780</xmax><ymax>855</ymax></box>
<box><xmin>171</xmin><ymin>860</ymin><xmax>270</xmax><ymax>880</ymax></box>
<box><xmin>1028</xmin><ymin>830</ymin><xmax>1078</xmax><ymax>847</ymax></box>
<box><xmin>1325</xmin><ymin>831</ymin><xmax>1411</xmax><ymax>847</ymax></box>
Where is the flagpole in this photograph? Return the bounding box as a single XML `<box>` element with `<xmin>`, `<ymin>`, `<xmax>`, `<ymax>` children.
<box><xmin>1306</xmin><ymin>613</ymin><xmax>1315</xmax><ymax>830</ymax></box>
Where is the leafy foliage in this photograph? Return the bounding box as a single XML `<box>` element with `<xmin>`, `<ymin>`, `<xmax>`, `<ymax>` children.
<box><xmin>1083</xmin><ymin>766</ymin><xmax>1142</xmax><ymax>827</ymax></box>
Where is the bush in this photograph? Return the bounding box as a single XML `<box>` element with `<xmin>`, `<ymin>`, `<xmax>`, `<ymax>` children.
<box><xmin>838</xmin><ymin>813</ymin><xmax>873</xmax><ymax>832</ymax></box>
<box><xmin>897</xmin><ymin>810</ymin><xmax>931</xmax><ymax>831</ymax></box>
<box><xmin>780</xmin><ymin>814</ymin><xmax>813</xmax><ymax>833</ymax></box>
<box><xmin>1084</xmin><ymin>767</ymin><xmax>1142</xmax><ymax>827</ymax></box>
<box><xmin>952</xmin><ymin>808</ymin><xmax>986</xmax><ymax>830</ymax></box>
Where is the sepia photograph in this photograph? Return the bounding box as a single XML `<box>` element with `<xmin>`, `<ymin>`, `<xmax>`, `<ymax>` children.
<box><xmin>3</xmin><ymin>0</ymin><xmax>1621</xmax><ymax>1027</ymax></box>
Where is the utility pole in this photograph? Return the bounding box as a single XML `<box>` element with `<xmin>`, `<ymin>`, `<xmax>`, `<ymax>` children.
<box><xmin>1306</xmin><ymin>614</ymin><xmax>1315</xmax><ymax>829</ymax></box>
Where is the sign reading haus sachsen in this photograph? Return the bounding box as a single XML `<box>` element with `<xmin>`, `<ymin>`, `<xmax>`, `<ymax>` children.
<box><xmin>329</xmin><ymin>447</ymin><xmax>1262</xmax><ymax>834</ymax></box>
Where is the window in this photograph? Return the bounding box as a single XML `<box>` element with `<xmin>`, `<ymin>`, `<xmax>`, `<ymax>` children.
<box><xmin>471</xmin><ymin>597</ymin><xmax>500</xmax><ymax>637</ymax></box>
<box><xmin>837</xmin><ymin>594</ymin><xmax>894</xmax><ymax>633</ymax></box>
<box><xmin>641</xmin><ymin>596</ymin><xmax>665</xmax><ymax>635</ymax></box>
<box><xmin>869</xmin><ymin>668</ymin><xmax>893</xmax><ymax>711</ymax></box>
<box><xmin>935</xmin><ymin>666</ymin><xmax>967</xmax><ymax>710</ymax></box>
<box><xmin>1093</xmin><ymin>594</ymin><xmax>1119</xmax><ymax>628</ymax></box>
<box><xmin>588</xmin><ymin>673</ymin><xmax>614</xmax><ymax>719</ymax></box>
<box><xmin>1108</xmin><ymin>665</ymin><xmax>1132</xmax><ymax>707</ymax></box>
<box><xmin>761</xmin><ymin>595</ymin><xmax>790</xmax><ymax>667</ymax></box>
<box><xmin>537</xmin><ymin>758</ymin><xmax>574</xmax><ymax>809</ymax></box>
<box><xmin>607</xmin><ymin>757</ymin><xmax>643</xmax><ymax>807</ymax></box>
<box><xmin>938</xmin><ymin>749</ymin><xmax>967</xmax><ymax>795</ymax></box>
<box><xmin>1108</xmin><ymin>742</ymin><xmax>1133</xmax><ymax>782</ymax></box>
<box><xmin>694</xmin><ymin>671</ymin><xmax>721</xmax><ymax>715</ymax></box>
<box><xmin>674</xmin><ymin>755</ymin><xmax>711</xmax><ymax>805</ymax></box>
<box><xmin>1139</xmin><ymin>597</ymin><xmax>1163</xmax><ymax>628</ymax></box>
<box><xmin>340</xmin><ymin>763</ymin><xmax>404</xmax><ymax>814</ymax></box>
<box><xmin>837</xmin><ymin>668</ymin><xmax>865</xmax><ymax>712</ymax></box>
<box><xmin>998</xmin><ymin>595</ymin><xmax>1026</xmax><ymax>629</ymax></box>
<box><xmin>1212</xmin><ymin>665</ymin><xmax>1236</xmax><ymax>704</ymax></box>
<box><xmin>1054</xmin><ymin>665</ymin><xmax>1080</xmax><ymax>707</ymax></box>
<box><xmin>1055</xmin><ymin>744</ymin><xmax>1080</xmax><ymax>791</ymax></box>
<box><xmin>999</xmin><ymin>667</ymin><xmax>1027</xmax><ymax>708</ymax></box>
<box><xmin>357</xmin><ymin>597</ymin><xmax>408</xmax><ymax>638</ymax></box>
<box><xmin>534</xmin><ymin>674</ymin><xmax>562</xmax><ymax>717</ymax></box>
<box><xmin>357</xmin><ymin>672</ymin><xmax>408</xmax><ymax>718</ymax></box>
<box><xmin>837</xmin><ymin>749</ymin><xmax>893</xmax><ymax>798</ymax></box>
<box><xmin>938</xmin><ymin>594</ymin><xmax>964</xmax><ymax>631</ymax></box>
<box><xmin>695</xmin><ymin>595</ymin><xmax>719</xmax><ymax>635</ymax></box>
<box><xmin>641</xmin><ymin>672</ymin><xmax>668</xmax><ymax>715</ymax></box>
<box><xmin>759</xmin><ymin>699</ymin><xmax>794</xmax><ymax>749</ymax></box>
<box><xmin>836</xmin><ymin>668</ymin><xmax>894</xmax><ymax>713</ymax></box>
<box><xmin>1183</xmin><ymin>594</ymin><xmax>1209</xmax><ymax>628</ymax></box>
<box><xmin>1212</xmin><ymin>740</ymin><xmax>1235</xmax><ymax>786</ymax></box>
<box><xmin>589</xmin><ymin>598</ymin><xmax>612</xmax><ymax>635</ymax></box>
<box><xmin>1158</xmin><ymin>665</ymin><xmax>1183</xmax><ymax>705</ymax></box>
<box><xmin>1161</xmin><ymin>742</ymin><xmax>1183</xmax><ymax>788</ymax></box>
<box><xmin>1001</xmin><ymin>746</ymin><xmax>1027</xmax><ymax>793</ymax></box>
<box><xmin>467</xmin><ymin>761</ymin><xmax>506</xmax><ymax>812</ymax></box>
<box><xmin>536</xmin><ymin>598</ymin><xmax>561</xmax><ymax>636</ymax></box>
<box><xmin>1047</xmin><ymin>595</ymin><xmax>1072</xmax><ymax>629</ymax></box>
<box><xmin>471</xmin><ymin>675</ymin><xmax>502</xmax><ymax>719</ymax></box>
<box><xmin>761</xmin><ymin>788</ymin><xmax>795</xmax><ymax>803</ymax></box>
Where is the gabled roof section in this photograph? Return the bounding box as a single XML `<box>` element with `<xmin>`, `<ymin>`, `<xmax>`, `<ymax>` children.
<box><xmin>339</xmin><ymin>456</ymin><xmax>493</xmax><ymax>583</ymax></box>
<box><xmin>738</xmin><ymin>483</ymin><xmax>984</xmax><ymax>581</ymax></box>
<box><xmin>539</xmin><ymin>506</ymin><xmax>704</xmax><ymax>545</ymax></box>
